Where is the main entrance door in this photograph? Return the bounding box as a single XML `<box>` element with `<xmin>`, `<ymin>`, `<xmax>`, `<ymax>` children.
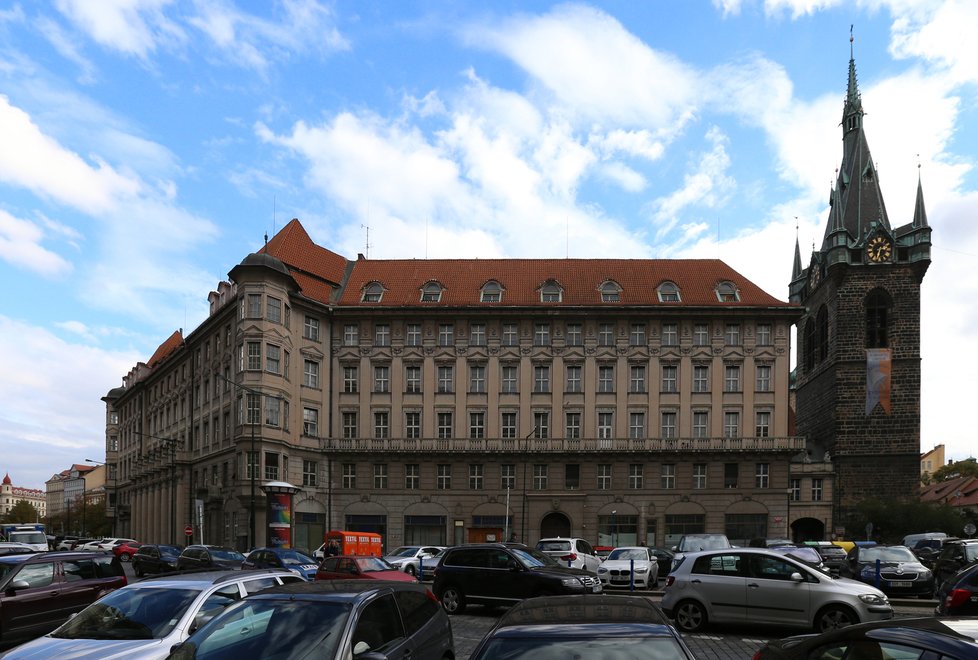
<box><xmin>540</xmin><ymin>512</ymin><xmax>570</xmax><ymax>539</ymax></box>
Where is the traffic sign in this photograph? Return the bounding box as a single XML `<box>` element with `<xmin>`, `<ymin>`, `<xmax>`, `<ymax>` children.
<box><xmin>184</xmin><ymin>525</ymin><xmax>193</xmax><ymax>537</ymax></box>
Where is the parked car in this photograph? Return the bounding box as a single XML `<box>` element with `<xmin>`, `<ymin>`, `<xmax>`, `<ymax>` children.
<box><xmin>54</xmin><ymin>536</ymin><xmax>82</xmax><ymax>551</ymax></box>
<box><xmin>935</xmin><ymin>560</ymin><xmax>978</xmax><ymax>616</ymax></box>
<box><xmin>432</xmin><ymin>543</ymin><xmax>602</xmax><ymax>614</ymax></box>
<box><xmin>839</xmin><ymin>544</ymin><xmax>935</xmax><ymax>598</ymax></box>
<box><xmin>0</xmin><ymin>542</ymin><xmax>35</xmax><ymax>557</ymax></box>
<box><xmin>177</xmin><ymin>545</ymin><xmax>246</xmax><ymax>571</ymax></box>
<box><xmin>901</xmin><ymin>531</ymin><xmax>947</xmax><ymax>548</ymax></box>
<box><xmin>769</xmin><ymin>545</ymin><xmax>829</xmax><ymax>574</ymax></box>
<box><xmin>383</xmin><ymin>545</ymin><xmax>445</xmax><ymax>577</ymax></box>
<box><xmin>468</xmin><ymin>594</ymin><xmax>695</xmax><ymax>660</ymax></box>
<box><xmin>660</xmin><ymin>548</ymin><xmax>892</xmax><ymax>633</ymax></box>
<box><xmin>596</xmin><ymin>546</ymin><xmax>659</xmax><ymax>588</ymax></box>
<box><xmin>242</xmin><ymin>547</ymin><xmax>318</xmax><ymax>580</ymax></box>
<box><xmin>593</xmin><ymin>545</ymin><xmax>614</xmax><ymax>560</ymax></box>
<box><xmin>811</xmin><ymin>543</ymin><xmax>848</xmax><ymax>575</ymax></box>
<box><xmin>651</xmin><ymin>547</ymin><xmax>675</xmax><ymax>578</ymax></box>
<box><xmin>672</xmin><ymin>533</ymin><xmax>732</xmax><ymax>553</ymax></box>
<box><xmin>166</xmin><ymin>580</ymin><xmax>455</xmax><ymax>660</ymax></box>
<box><xmin>535</xmin><ymin>537</ymin><xmax>602</xmax><ymax>572</ymax></box>
<box><xmin>754</xmin><ymin>616</ymin><xmax>978</xmax><ymax>659</ymax></box>
<box><xmin>113</xmin><ymin>540</ymin><xmax>143</xmax><ymax>562</ymax></box>
<box><xmin>133</xmin><ymin>544</ymin><xmax>184</xmax><ymax>577</ymax></box>
<box><xmin>0</xmin><ymin>551</ymin><xmax>126</xmax><ymax>645</ymax></box>
<box><xmin>96</xmin><ymin>537</ymin><xmax>138</xmax><ymax>553</ymax></box>
<box><xmin>74</xmin><ymin>539</ymin><xmax>106</xmax><ymax>552</ymax></box>
<box><xmin>315</xmin><ymin>555</ymin><xmax>417</xmax><ymax>582</ymax></box>
<box><xmin>1</xmin><ymin>569</ymin><xmax>305</xmax><ymax>659</ymax></box>
<box><xmin>933</xmin><ymin>538</ymin><xmax>978</xmax><ymax>588</ymax></box>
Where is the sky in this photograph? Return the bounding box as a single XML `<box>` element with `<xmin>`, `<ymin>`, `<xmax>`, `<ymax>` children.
<box><xmin>1</xmin><ymin>0</ymin><xmax>976</xmax><ymax>491</ymax></box>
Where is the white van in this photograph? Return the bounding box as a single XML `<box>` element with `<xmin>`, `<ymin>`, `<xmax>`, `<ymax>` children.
<box><xmin>901</xmin><ymin>531</ymin><xmax>947</xmax><ymax>547</ymax></box>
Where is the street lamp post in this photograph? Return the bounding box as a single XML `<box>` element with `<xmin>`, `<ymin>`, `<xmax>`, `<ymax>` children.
<box><xmin>520</xmin><ymin>427</ymin><xmax>537</xmax><ymax>544</ymax></box>
<box><xmin>612</xmin><ymin>510</ymin><xmax>618</xmax><ymax>547</ymax></box>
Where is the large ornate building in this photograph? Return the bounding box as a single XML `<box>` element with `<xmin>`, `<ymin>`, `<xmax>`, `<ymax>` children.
<box><xmin>0</xmin><ymin>473</ymin><xmax>46</xmax><ymax>519</ymax></box>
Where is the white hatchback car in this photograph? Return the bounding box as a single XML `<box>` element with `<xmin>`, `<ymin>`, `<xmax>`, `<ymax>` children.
<box><xmin>596</xmin><ymin>546</ymin><xmax>659</xmax><ymax>588</ymax></box>
<box><xmin>660</xmin><ymin>548</ymin><xmax>893</xmax><ymax>633</ymax></box>
<box><xmin>535</xmin><ymin>537</ymin><xmax>602</xmax><ymax>573</ymax></box>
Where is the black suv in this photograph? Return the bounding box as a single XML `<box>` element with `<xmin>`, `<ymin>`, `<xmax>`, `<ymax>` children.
<box><xmin>431</xmin><ymin>543</ymin><xmax>601</xmax><ymax>614</ymax></box>
<box><xmin>933</xmin><ymin>538</ymin><xmax>978</xmax><ymax>588</ymax></box>
<box><xmin>177</xmin><ymin>545</ymin><xmax>246</xmax><ymax>571</ymax></box>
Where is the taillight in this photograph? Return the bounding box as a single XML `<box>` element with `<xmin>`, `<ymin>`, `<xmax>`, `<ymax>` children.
<box><xmin>424</xmin><ymin>588</ymin><xmax>439</xmax><ymax>603</ymax></box>
<box><xmin>560</xmin><ymin>553</ymin><xmax>578</xmax><ymax>561</ymax></box>
<box><xmin>947</xmin><ymin>588</ymin><xmax>973</xmax><ymax>609</ymax></box>
<box><xmin>665</xmin><ymin>575</ymin><xmax>675</xmax><ymax>587</ymax></box>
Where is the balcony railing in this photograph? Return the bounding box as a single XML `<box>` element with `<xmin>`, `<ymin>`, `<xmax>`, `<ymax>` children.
<box><xmin>327</xmin><ymin>436</ymin><xmax>805</xmax><ymax>454</ymax></box>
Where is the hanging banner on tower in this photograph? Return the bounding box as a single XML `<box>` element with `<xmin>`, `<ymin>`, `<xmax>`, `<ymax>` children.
<box><xmin>865</xmin><ymin>348</ymin><xmax>892</xmax><ymax>415</ymax></box>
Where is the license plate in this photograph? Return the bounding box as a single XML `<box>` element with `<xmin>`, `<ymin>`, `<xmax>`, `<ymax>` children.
<box><xmin>888</xmin><ymin>581</ymin><xmax>911</xmax><ymax>588</ymax></box>
<box><xmin>611</xmin><ymin>577</ymin><xmax>630</xmax><ymax>583</ymax></box>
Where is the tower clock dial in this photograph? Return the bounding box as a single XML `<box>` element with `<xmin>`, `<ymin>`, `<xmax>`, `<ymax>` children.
<box><xmin>809</xmin><ymin>264</ymin><xmax>821</xmax><ymax>288</ymax></box>
<box><xmin>866</xmin><ymin>236</ymin><xmax>892</xmax><ymax>263</ymax></box>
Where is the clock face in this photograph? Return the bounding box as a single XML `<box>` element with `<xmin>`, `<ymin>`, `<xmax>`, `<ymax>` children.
<box><xmin>809</xmin><ymin>264</ymin><xmax>821</xmax><ymax>288</ymax></box>
<box><xmin>866</xmin><ymin>236</ymin><xmax>892</xmax><ymax>263</ymax></box>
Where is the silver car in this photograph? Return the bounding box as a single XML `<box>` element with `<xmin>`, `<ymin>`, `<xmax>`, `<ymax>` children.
<box><xmin>1</xmin><ymin>569</ymin><xmax>305</xmax><ymax>659</ymax></box>
<box><xmin>535</xmin><ymin>537</ymin><xmax>602</xmax><ymax>573</ymax></box>
<box><xmin>660</xmin><ymin>548</ymin><xmax>892</xmax><ymax>633</ymax></box>
<box><xmin>383</xmin><ymin>545</ymin><xmax>445</xmax><ymax>578</ymax></box>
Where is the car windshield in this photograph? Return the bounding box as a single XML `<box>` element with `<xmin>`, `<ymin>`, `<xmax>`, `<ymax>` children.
<box><xmin>388</xmin><ymin>546</ymin><xmax>420</xmax><ymax>558</ymax></box>
<box><xmin>511</xmin><ymin>548</ymin><xmax>561</xmax><ymax>569</ymax></box>
<box><xmin>159</xmin><ymin>545</ymin><xmax>183</xmax><ymax>559</ymax></box>
<box><xmin>276</xmin><ymin>551</ymin><xmax>316</xmax><ymax>566</ymax></box>
<box><xmin>212</xmin><ymin>549</ymin><xmax>246</xmax><ymax>561</ymax></box>
<box><xmin>773</xmin><ymin>547</ymin><xmax>821</xmax><ymax>563</ymax></box>
<box><xmin>11</xmin><ymin>532</ymin><xmax>46</xmax><ymax>544</ymax></box>
<box><xmin>0</xmin><ymin>562</ymin><xmax>19</xmax><ymax>582</ymax></box>
<box><xmin>861</xmin><ymin>547</ymin><xmax>917</xmax><ymax>562</ymax></box>
<box><xmin>355</xmin><ymin>557</ymin><xmax>395</xmax><ymax>571</ymax></box>
<box><xmin>682</xmin><ymin>536</ymin><xmax>729</xmax><ymax>551</ymax></box>
<box><xmin>537</xmin><ymin>541</ymin><xmax>572</xmax><ymax>552</ymax></box>
<box><xmin>51</xmin><ymin>587</ymin><xmax>199</xmax><ymax>640</ymax></box>
<box><xmin>477</xmin><ymin>635</ymin><xmax>690</xmax><ymax>659</ymax></box>
<box><xmin>172</xmin><ymin>599</ymin><xmax>348</xmax><ymax>660</ymax></box>
<box><xmin>608</xmin><ymin>549</ymin><xmax>649</xmax><ymax>561</ymax></box>
<box><xmin>964</xmin><ymin>545</ymin><xmax>978</xmax><ymax>562</ymax></box>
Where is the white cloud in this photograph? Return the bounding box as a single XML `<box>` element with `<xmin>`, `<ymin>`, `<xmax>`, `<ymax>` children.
<box><xmin>55</xmin><ymin>0</ymin><xmax>186</xmax><ymax>60</ymax></box>
<box><xmin>598</xmin><ymin>162</ymin><xmax>647</xmax><ymax>192</ymax></box>
<box><xmin>0</xmin><ymin>209</ymin><xmax>73</xmax><ymax>277</ymax></box>
<box><xmin>35</xmin><ymin>15</ymin><xmax>97</xmax><ymax>84</ymax></box>
<box><xmin>890</xmin><ymin>0</ymin><xmax>978</xmax><ymax>86</ymax></box>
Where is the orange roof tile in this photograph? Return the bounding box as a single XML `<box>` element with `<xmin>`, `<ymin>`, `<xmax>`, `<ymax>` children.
<box><xmin>147</xmin><ymin>330</ymin><xmax>184</xmax><ymax>368</ymax></box>
<box><xmin>262</xmin><ymin>218</ymin><xmax>349</xmax><ymax>288</ymax></box>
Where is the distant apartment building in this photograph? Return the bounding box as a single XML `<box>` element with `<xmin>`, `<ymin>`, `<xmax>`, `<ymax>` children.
<box><xmin>0</xmin><ymin>473</ymin><xmax>46</xmax><ymax>519</ymax></box>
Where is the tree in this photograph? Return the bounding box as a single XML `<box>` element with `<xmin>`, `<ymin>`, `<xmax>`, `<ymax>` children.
<box><xmin>843</xmin><ymin>498</ymin><xmax>967</xmax><ymax>543</ymax></box>
<box><xmin>1</xmin><ymin>500</ymin><xmax>40</xmax><ymax>525</ymax></box>
<box><xmin>927</xmin><ymin>459</ymin><xmax>978</xmax><ymax>484</ymax></box>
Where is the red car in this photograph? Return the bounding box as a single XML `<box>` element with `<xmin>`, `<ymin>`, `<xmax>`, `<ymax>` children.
<box><xmin>315</xmin><ymin>555</ymin><xmax>417</xmax><ymax>582</ymax></box>
<box><xmin>112</xmin><ymin>540</ymin><xmax>142</xmax><ymax>562</ymax></box>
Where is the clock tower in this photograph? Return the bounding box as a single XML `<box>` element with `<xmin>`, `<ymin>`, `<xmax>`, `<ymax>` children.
<box><xmin>789</xmin><ymin>44</ymin><xmax>932</xmax><ymax>532</ymax></box>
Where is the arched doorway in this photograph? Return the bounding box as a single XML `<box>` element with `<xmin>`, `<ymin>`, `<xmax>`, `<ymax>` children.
<box><xmin>791</xmin><ymin>517</ymin><xmax>825</xmax><ymax>543</ymax></box>
<box><xmin>540</xmin><ymin>512</ymin><xmax>570</xmax><ymax>539</ymax></box>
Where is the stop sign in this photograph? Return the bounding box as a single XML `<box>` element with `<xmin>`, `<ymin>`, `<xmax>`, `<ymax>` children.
<box><xmin>184</xmin><ymin>525</ymin><xmax>193</xmax><ymax>537</ymax></box>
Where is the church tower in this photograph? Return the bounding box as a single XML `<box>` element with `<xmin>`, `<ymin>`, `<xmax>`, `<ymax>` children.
<box><xmin>789</xmin><ymin>41</ymin><xmax>932</xmax><ymax>533</ymax></box>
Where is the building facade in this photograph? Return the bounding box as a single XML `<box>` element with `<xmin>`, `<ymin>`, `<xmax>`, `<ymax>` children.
<box><xmin>789</xmin><ymin>48</ymin><xmax>931</xmax><ymax>534</ymax></box>
<box><xmin>0</xmin><ymin>473</ymin><xmax>46</xmax><ymax>519</ymax></box>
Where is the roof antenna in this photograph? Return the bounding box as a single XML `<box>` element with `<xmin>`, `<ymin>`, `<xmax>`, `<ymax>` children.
<box><xmin>850</xmin><ymin>25</ymin><xmax>854</xmax><ymax>58</ymax></box>
<box><xmin>264</xmin><ymin>232</ymin><xmax>268</xmax><ymax>247</ymax></box>
<box><xmin>361</xmin><ymin>224</ymin><xmax>371</xmax><ymax>259</ymax></box>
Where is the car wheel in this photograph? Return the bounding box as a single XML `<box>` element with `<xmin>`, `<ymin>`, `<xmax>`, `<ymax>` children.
<box><xmin>673</xmin><ymin>600</ymin><xmax>707</xmax><ymax>633</ymax></box>
<box><xmin>120</xmin><ymin>553</ymin><xmax>131</xmax><ymax>562</ymax></box>
<box><xmin>814</xmin><ymin>605</ymin><xmax>857</xmax><ymax>632</ymax></box>
<box><xmin>439</xmin><ymin>586</ymin><xmax>466</xmax><ymax>615</ymax></box>
<box><xmin>134</xmin><ymin>565</ymin><xmax>144</xmax><ymax>578</ymax></box>
<box><xmin>405</xmin><ymin>565</ymin><xmax>417</xmax><ymax>577</ymax></box>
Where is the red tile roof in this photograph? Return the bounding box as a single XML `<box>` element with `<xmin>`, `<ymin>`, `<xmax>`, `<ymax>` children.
<box><xmin>262</xmin><ymin>218</ymin><xmax>348</xmax><ymax>289</ymax></box>
<box><xmin>147</xmin><ymin>330</ymin><xmax>184</xmax><ymax>368</ymax></box>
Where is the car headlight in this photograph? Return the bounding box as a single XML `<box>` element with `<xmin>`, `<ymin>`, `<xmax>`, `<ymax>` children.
<box><xmin>635</xmin><ymin>567</ymin><xmax>649</xmax><ymax>573</ymax></box>
<box><xmin>597</xmin><ymin>568</ymin><xmax>607</xmax><ymax>574</ymax></box>
<box><xmin>858</xmin><ymin>593</ymin><xmax>889</xmax><ymax>605</ymax></box>
<box><xmin>562</xmin><ymin>577</ymin><xmax>583</xmax><ymax>587</ymax></box>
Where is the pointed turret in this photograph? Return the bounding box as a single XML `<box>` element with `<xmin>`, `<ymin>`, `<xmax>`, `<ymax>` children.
<box><xmin>913</xmin><ymin>170</ymin><xmax>929</xmax><ymax>228</ymax></box>
<box><xmin>792</xmin><ymin>236</ymin><xmax>802</xmax><ymax>280</ymax></box>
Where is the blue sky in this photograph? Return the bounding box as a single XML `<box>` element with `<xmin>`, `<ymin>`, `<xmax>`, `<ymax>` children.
<box><xmin>1</xmin><ymin>1</ymin><xmax>976</xmax><ymax>490</ymax></box>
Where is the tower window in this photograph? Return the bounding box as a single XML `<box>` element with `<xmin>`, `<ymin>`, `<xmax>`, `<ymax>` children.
<box><xmin>866</xmin><ymin>289</ymin><xmax>890</xmax><ymax>348</ymax></box>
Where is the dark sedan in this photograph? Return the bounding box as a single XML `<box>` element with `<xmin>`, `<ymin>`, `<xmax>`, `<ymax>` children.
<box><xmin>242</xmin><ymin>547</ymin><xmax>318</xmax><ymax>580</ymax></box>
<box><xmin>839</xmin><ymin>544</ymin><xmax>935</xmax><ymax>597</ymax></box>
<box><xmin>132</xmin><ymin>544</ymin><xmax>183</xmax><ymax>577</ymax></box>
<box><xmin>650</xmin><ymin>547</ymin><xmax>675</xmax><ymax>578</ymax></box>
<box><xmin>935</xmin><ymin>561</ymin><xmax>978</xmax><ymax>616</ymax></box>
<box><xmin>754</xmin><ymin>617</ymin><xmax>978</xmax><ymax>659</ymax></box>
<box><xmin>177</xmin><ymin>545</ymin><xmax>245</xmax><ymax>571</ymax></box>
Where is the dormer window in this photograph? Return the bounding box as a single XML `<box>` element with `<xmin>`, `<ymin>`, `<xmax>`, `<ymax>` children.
<box><xmin>716</xmin><ymin>281</ymin><xmax>739</xmax><ymax>302</ymax></box>
<box><xmin>657</xmin><ymin>281</ymin><xmax>681</xmax><ymax>303</ymax></box>
<box><xmin>361</xmin><ymin>282</ymin><xmax>384</xmax><ymax>303</ymax></box>
<box><xmin>540</xmin><ymin>281</ymin><xmax>562</xmax><ymax>303</ymax></box>
<box><xmin>599</xmin><ymin>281</ymin><xmax>621</xmax><ymax>302</ymax></box>
<box><xmin>481</xmin><ymin>281</ymin><xmax>503</xmax><ymax>303</ymax></box>
<box><xmin>421</xmin><ymin>282</ymin><xmax>443</xmax><ymax>303</ymax></box>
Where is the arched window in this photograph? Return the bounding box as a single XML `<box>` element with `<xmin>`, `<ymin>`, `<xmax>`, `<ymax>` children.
<box><xmin>804</xmin><ymin>318</ymin><xmax>816</xmax><ymax>372</ymax></box>
<box><xmin>540</xmin><ymin>281</ymin><xmax>562</xmax><ymax>303</ymax></box>
<box><xmin>716</xmin><ymin>281</ymin><xmax>739</xmax><ymax>302</ymax></box>
<box><xmin>361</xmin><ymin>282</ymin><xmax>384</xmax><ymax>303</ymax></box>
<box><xmin>480</xmin><ymin>281</ymin><xmax>503</xmax><ymax>303</ymax></box>
<box><xmin>866</xmin><ymin>289</ymin><xmax>891</xmax><ymax>348</ymax></box>
<box><xmin>421</xmin><ymin>282</ymin><xmax>443</xmax><ymax>303</ymax></box>
<box><xmin>657</xmin><ymin>281</ymin><xmax>681</xmax><ymax>302</ymax></box>
<box><xmin>816</xmin><ymin>306</ymin><xmax>829</xmax><ymax>362</ymax></box>
<box><xmin>599</xmin><ymin>280</ymin><xmax>621</xmax><ymax>302</ymax></box>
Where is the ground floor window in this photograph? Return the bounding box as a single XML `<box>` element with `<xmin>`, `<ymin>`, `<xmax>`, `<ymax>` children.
<box><xmin>598</xmin><ymin>513</ymin><xmax>637</xmax><ymax>547</ymax></box>
<box><xmin>294</xmin><ymin>512</ymin><xmax>325</xmax><ymax>556</ymax></box>
<box><xmin>664</xmin><ymin>514</ymin><xmax>705</xmax><ymax>549</ymax></box>
<box><xmin>345</xmin><ymin>514</ymin><xmax>388</xmax><ymax>551</ymax></box>
<box><xmin>725</xmin><ymin>513</ymin><xmax>767</xmax><ymax>546</ymax></box>
<box><xmin>404</xmin><ymin>515</ymin><xmax>446</xmax><ymax>545</ymax></box>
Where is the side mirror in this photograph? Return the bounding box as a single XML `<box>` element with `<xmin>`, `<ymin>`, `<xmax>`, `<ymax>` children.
<box><xmin>7</xmin><ymin>579</ymin><xmax>30</xmax><ymax>592</ymax></box>
<box><xmin>790</xmin><ymin>572</ymin><xmax>804</xmax><ymax>582</ymax></box>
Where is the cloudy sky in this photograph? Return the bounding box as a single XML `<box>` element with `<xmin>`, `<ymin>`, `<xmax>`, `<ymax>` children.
<box><xmin>1</xmin><ymin>0</ymin><xmax>975</xmax><ymax>490</ymax></box>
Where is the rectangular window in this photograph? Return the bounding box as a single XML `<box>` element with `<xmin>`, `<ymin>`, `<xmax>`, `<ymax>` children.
<box><xmin>264</xmin><ymin>452</ymin><xmax>279</xmax><ymax>481</ymax></box>
<box><xmin>469</xmin><ymin>464</ymin><xmax>484</xmax><ymax>490</ymax></box>
<box><xmin>660</xmin><ymin>411</ymin><xmax>677</xmax><ymax>439</ymax></box>
<box><xmin>565</xmin><ymin>464</ymin><xmax>580</xmax><ymax>489</ymax></box>
<box><xmin>469</xmin><ymin>364</ymin><xmax>486</xmax><ymax>393</ymax></box>
<box><xmin>302</xmin><ymin>460</ymin><xmax>317</xmax><ymax>487</ymax></box>
<box><xmin>304</xmin><ymin>316</ymin><xmax>320</xmax><ymax>341</ymax></box>
<box><xmin>533</xmin><ymin>412</ymin><xmax>550</xmax><ymax>438</ymax></box>
<box><xmin>565</xmin><ymin>364</ymin><xmax>582</xmax><ymax>393</ymax></box>
<box><xmin>661</xmin><ymin>364</ymin><xmax>678</xmax><ymax>393</ymax></box>
<box><xmin>437</xmin><ymin>464</ymin><xmax>451</xmax><ymax>490</ymax></box>
<box><xmin>757</xmin><ymin>323</ymin><xmax>772</xmax><ymax>346</ymax></box>
<box><xmin>725</xmin><ymin>323</ymin><xmax>741</xmax><ymax>345</ymax></box>
<box><xmin>693</xmin><ymin>463</ymin><xmax>707</xmax><ymax>489</ymax></box>
<box><xmin>755</xmin><ymin>463</ymin><xmax>770</xmax><ymax>488</ymax></box>
<box><xmin>374</xmin><ymin>411</ymin><xmax>389</xmax><ymax>439</ymax></box>
<box><xmin>598</xmin><ymin>323</ymin><xmax>615</xmax><ymax>346</ymax></box>
<box><xmin>693</xmin><ymin>365</ymin><xmax>709</xmax><ymax>393</ymax></box>
<box><xmin>501</xmin><ymin>411</ymin><xmax>517</xmax><ymax>439</ymax></box>
<box><xmin>534</xmin><ymin>323</ymin><xmax>551</xmax><ymax>346</ymax></box>
<box><xmin>693</xmin><ymin>323</ymin><xmax>710</xmax><ymax>346</ymax></box>
<box><xmin>597</xmin><ymin>464</ymin><xmax>612</xmax><ymax>490</ymax></box>
<box><xmin>304</xmin><ymin>359</ymin><xmax>320</xmax><ymax>388</ymax></box>
<box><xmin>437</xmin><ymin>412</ymin><xmax>453</xmax><ymax>439</ymax></box>
<box><xmin>566</xmin><ymin>323</ymin><xmax>582</xmax><ymax>346</ymax></box>
<box><xmin>247</xmin><ymin>341</ymin><xmax>261</xmax><ymax>370</ymax></box>
<box><xmin>342</xmin><ymin>463</ymin><xmax>356</xmax><ymax>489</ymax></box>
<box><xmin>533</xmin><ymin>464</ymin><xmax>548</xmax><ymax>490</ymax></box>
<box><xmin>630</xmin><ymin>365</ymin><xmax>646</xmax><ymax>393</ymax></box>
<box><xmin>246</xmin><ymin>394</ymin><xmax>261</xmax><ymax>425</ymax></box>
<box><xmin>724</xmin><ymin>411</ymin><xmax>740</xmax><ymax>438</ymax></box>
<box><xmin>629</xmin><ymin>412</ymin><xmax>645</xmax><ymax>439</ymax></box>
<box><xmin>373</xmin><ymin>365</ymin><xmax>390</xmax><ymax>393</ymax></box>
<box><xmin>470</xmin><ymin>323</ymin><xmax>486</xmax><ymax>346</ymax></box>
<box><xmin>692</xmin><ymin>411</ymin><xmax>709</xmax><ymax>438</ymax></box>
<box><xmin>267</xmin><ymin>297</ymin><xmax>281</xmax><ymax>323</ymax></box>
<box><xmin>598</xmin><ymin>365</ymin><xmax>615</xmax><ymax>393</ymax></box>
<box><xmin>724</xmin><ymin>365</ymin><xmax>741</xmax><ymax>392</ymax></box>
<box><xmin>343</xmin><ymin>366</ymin><xmax>358</xmax><ymax>393</ymax></box>
<box><xmin>630</xmin><ymin>323</ymin><xmax>647</xmax><ymax>346</ymax></box>
<box><xmin>374</xmin><ymin>464</ymin><xmax>388</xmax><ymax>489</ymax></box>
<box><xmin>597</xmin><ymin>411</ymin><xmax>614</xmax><ymax>439</ymax></box>
<box><xmin>628</xmin><ymin>464</ymin><xmax>644</xmax><ymax>489</ymax></box>
<box><xmin>342</xmin><ymin>412</ymin><xmax>358</xmax><ymax>439</ymax></box>
<box><xmin>405</xmin><ymin>464</ymin><xmax>420</xmax><ymax>490</ymax></box>
<box><xmin>246</xmin><ymin>451</ymin><xmax>258</xmax><ymax>479</ymax></box>
<box><xmin>469</xmin><ymin>411</ymin><xmax>485</xmax><ymax>439</ymax></box>
<box><xmin>266</xmin><ymin>345</ymin><xmax>280</xmax><ymax>374</ymax></box>
<box><xmin>812</xmin><ymin>478</ymin><xmax>823</xmax><ymax>501</ymax></box>
<box><xmin>724</xmin><ymin>463</ymin><xmax>739</xmax><ymax>489</ymax></box>
<box><xmin>406</xmin><ymin>323</ymin><xmax>422</xmax><ymax>346</ymax></box>
<box><xmin>302</xmin><ymin>407</ymin><xmax>319</xmax><ymax>437</ymax></box>
<box><xmin>502</xmin><ymin>323</ymin><xmax>519</xmax><ymax>346</ymax></box>
<box><xmin>565</xmin><ymin>412</ymin><xmax>582</xmax><ymax>439</ymax></box>
<box><xmin>247</xmin><ymin>293</ymin><xmax>262</xmax><ymax>318</ymax></box>
<box><xmin>662</xmin><ymin>323</ymin><xmax>678</xmax><ymax>346</ymax></box>
<box><xmin>405</xmin><ymin>365</ymin><xmax>422</xmax><ymax>393</ymax></box>
<box><xmin>533</xmin><ymin>364</ymin><xmax>550</xmax><ymax>393</ymax></box>
<box><xmin>438</xmin><ymin>324</ymin><xmax>454</xmax><ymax>346</ymax></box>
<box><xmin>437</xmin><ymin>365</ymin><xmax>453</xmax><ymax>393</ymax></box>
<box><xmin>405</xmin><ymin>411</ymin><xmax>421</xmax><ymax>439</ymax></box>
<box><xmin>661</xmin><ymin>464</ymin><xmax>676</xmax><ymax>489</ymax></box>
<box><xmin>790</xmin><ymin>478</ymin><xmax>801</xmax><ymax>501</ymax></box>
<box><xmin>501</xmin><ymin>464</ymin><xmax>516</xmax><ymax>490</ymax></box>
<box><xmin>755</xmin><ymin>411</ymin><xmax>771</xmax><ymax>438</ymax></box>
<box><xmin>374</xmin><ymin>323</ymin><xmax>391</xmax><ymax>346</ymax></box>
<box><xmin>344</xmin><ymin>324</ymin><xmax>359</xmax><ymax>346</ymax></box>
<box><xmin>756</xmin><ymin>365</ymin><xmax>772</xmax><ymax>392</ymax></box>
<box><xmin>501</xmin><ymin>364</ymin><xmax>518</xmax><ymax>393</ymax></box>
<box><xmin>264</xmin><ymin>397</ymin><xmax>284</xmax><ymax>428</ymax></box>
